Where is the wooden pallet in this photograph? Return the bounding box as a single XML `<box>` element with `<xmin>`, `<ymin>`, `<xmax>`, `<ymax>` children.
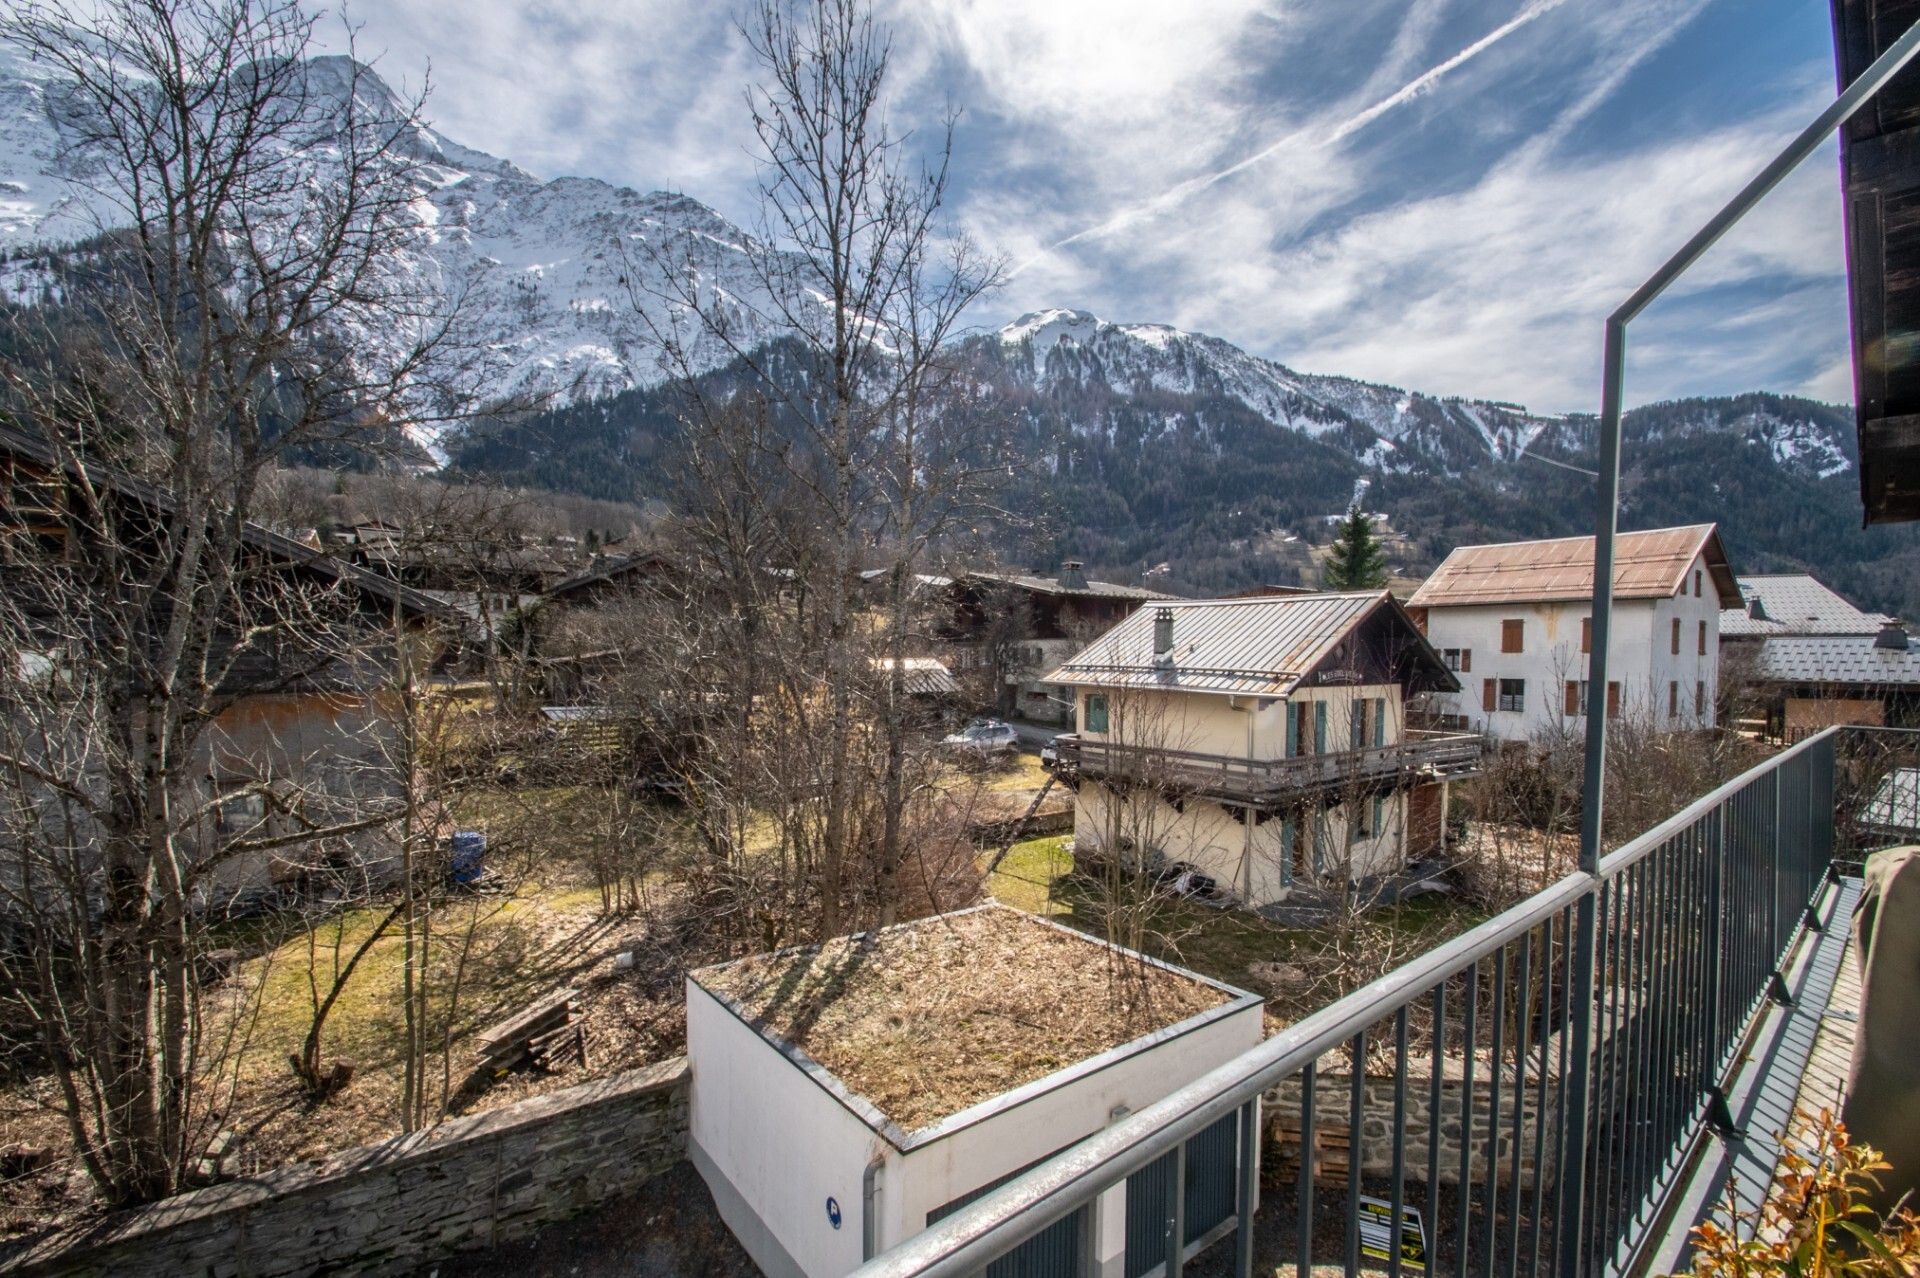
<box><xmin>1271</xmin><ymin>1116</ymin><xmax>1353</xmax><ymax>1187</ymax></box>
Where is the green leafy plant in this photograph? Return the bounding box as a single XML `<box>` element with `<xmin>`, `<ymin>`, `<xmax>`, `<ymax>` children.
<box><xmin>1680</xmin><ymin>1107</ymin><xmax>1920</xmax><ymax>1277</ymax></box>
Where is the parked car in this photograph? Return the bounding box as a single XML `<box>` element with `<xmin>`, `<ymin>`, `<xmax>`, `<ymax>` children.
<box><xmin>942</xmin><ymin>718</ymin><xmax>1019</xmax><ymax>756</ymax></box>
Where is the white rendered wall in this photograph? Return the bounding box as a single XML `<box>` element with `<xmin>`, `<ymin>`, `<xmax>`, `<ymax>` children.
<box><xmin>1074</xmin><ymin>685</ymin><xmax>1406</xmax><ymax>760</ymax></box>
<box><xmin>1419</xmin><ymin>553</ymin><xmax>1720</xmax><ymax>743</ymax></box>
<box><xmin>687</xmin><ymin>983</ymin><xmax>881</xmax><ymax>1278</ymax></box>
<box><xmin>1072</xmin><ymin>782</ymin><xmax>1410</xmax><ymax>907</ymax></box>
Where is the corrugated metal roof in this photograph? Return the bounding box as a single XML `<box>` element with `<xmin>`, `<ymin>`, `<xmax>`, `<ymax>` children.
<box><xmin>1045</xmin><ymin>591</ymin><xmax>1388</xmax><ymax>697</ymax></box>
<box><xmin>1406</xmin><ymin>524</ymin><xmax>1740</xmax><ymax>609</ymax></box>
<box><xmin>962</xmin><ymin>570</ymin><xmax>1176</xmax><ymax>602</ymax></box>
<box><xmin>871</xmin><ymin>657</ymin><xmax>961</xmax><ymax>696</ymax></box>
<box><xmin>1757</xmin><ymin>634</ymin><xmax>1920</xmax><ymax>686</ymax></box>
<box><xmin>1720</xmin><ymin>574</ymin><xmax>1894</xmax><ymax>638</ymax></box>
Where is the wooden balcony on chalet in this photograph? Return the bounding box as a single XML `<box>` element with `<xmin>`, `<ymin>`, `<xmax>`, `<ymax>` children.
<box><xmin>1046</xmin><ymin>728</ymin><xmax>1488</xmax><ymax>808</ymax></box>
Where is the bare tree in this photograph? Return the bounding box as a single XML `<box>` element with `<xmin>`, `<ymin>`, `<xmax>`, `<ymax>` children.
<box><xmin>622</xmin><ymin>0</ymin><xmax>1003</xmax><ymax>937</ymax></box>
<box><xmin>0</xmin><ymin>0</ymin><xmax>474</xmax><ymax>1203</ymax></box>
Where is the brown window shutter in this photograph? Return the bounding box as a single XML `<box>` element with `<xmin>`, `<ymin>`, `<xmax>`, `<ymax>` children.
<box><xmin>1581</xmin><ymin>617</ymin><xmax>1591</xmax><ymax>653</ymax></box>
<box><xmin>1460</xmin><ymin>648</ymin><xmax>1471</xmax><ymax>672</ymax></box>
<box><xmin>1670</xmin><ymin>617</ymin><xmax>1681</xmax><ymax>655</ymax></box>
<box><xmin>1698</xmin><ymin>620</ymin><xmax>1707</xmax><ymax>655</ymax></box>
<box><xmin>1669</xmin><ymin>681</ymin><xmax>1679</xmax><ymax>716</ymax></box>
<box><xmin>1696</xmin><ymin>681</ymin><xmax>1706</xmax><ymax>716</ymax></box>
<box><xmin>1564</xmin><ymin>680</ymin><xmax>1579</xmax><ymax>715</ymax></box>
<box><xmin>1482</xmin><ymin>678</ymin><xmax>1496</xmax><ymax>713</ymax></box>
<box><xmin>1607</xmin><ymin>681</ymin><xmax>1621</xmax><ymax>718</ymax></box>
<box><xmin>1502</xmin><ymin>619</ymin><xmax>1524</xmax><ymax>653</ymax></box>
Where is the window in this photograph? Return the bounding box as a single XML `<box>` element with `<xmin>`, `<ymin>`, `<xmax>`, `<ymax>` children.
<box><xmin>1084</xmin><ymin>694</ymin><xmax>1108</xmax><ymax>734</ymax></box>
<box><xmin>1373</xmin><ymin>696</ymin><xmax>1386</xmax><ymax>747</ymax></box>
<box><xmin>1354</xmin><ymin>796</ymin><xmax>1384</xmax><ymax>840</ymax></box>
<box><xmin>1581</xmin><ymin>616</ymin><xmax>1592</xmax><ymax>654</ymax></box>
<box><xmin>1441</xmin><ymin>647</ymin><xmax>1471</xmax><ymax>672</ymax></box>
<box><xmin>1698</xmin><ymin>620</ymin><xmax>1707</xmax><ymax>656</ymax></box>
<box><xmin>1671</xmin><ymin>617</ymin><xmax>1682</xmax><ymax>655</ymax></box>
<box><xmin>1668</xmin><ymin>681</ymin><xmax>1679</xmax><ymax>717</ymax></box>
<box><xmin>1498</xmin><ymin>678</ymin><xmax>1525</xmax><ymax>713</ymax></box>
<box><xmin>1695</xmin><ymin>680</ymin><xmax>1706</xmax><ymax>717</ymax></box>
<box><xmin>1501</xmin><ymin>619</ymin><xmax>1525</xmax><ymax>653</ymax></box>
<box><xmin>1350</xmin><ymin>700</ymin><xmax>1367</xmax><ymax>751</ymax></box>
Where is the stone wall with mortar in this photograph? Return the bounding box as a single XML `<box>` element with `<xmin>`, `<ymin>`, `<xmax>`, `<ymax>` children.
<box><xmin>1</xmin><ymin>1057</ymin><xmax>688</xmax><ymax>1278</ymax></box>
<box><xmin>1263</xmin><ymin>1066</ymin><xmax>1559</xmax><ymax>1186</ymax></box>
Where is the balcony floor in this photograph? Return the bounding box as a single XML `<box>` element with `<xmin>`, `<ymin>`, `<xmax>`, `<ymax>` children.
<box><xmin>1641</xmin><ymin>874</ymin><xmax>1863</xmax><ymax>1275</ymax></box>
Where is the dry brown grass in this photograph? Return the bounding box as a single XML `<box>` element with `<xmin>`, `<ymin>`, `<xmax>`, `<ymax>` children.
<box><xmin>696</xmin><ymin>906</ymin><xmax>1231</xmax><ymax>1132</ymax></box>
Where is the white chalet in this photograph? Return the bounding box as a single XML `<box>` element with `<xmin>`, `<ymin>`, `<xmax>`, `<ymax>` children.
<box><xmin>1044</xmin><ymin>591</ymin><xmax>1483</xmax><ymax>910</ymax></box>
<box><xmin>1406</xmin><ymin>524</ymin><xmax>1741</xmax><ymax>743</ymax></box>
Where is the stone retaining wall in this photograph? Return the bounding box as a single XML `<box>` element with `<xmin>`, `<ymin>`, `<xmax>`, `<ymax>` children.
<box><xmin>2</xmin><ymin>1057</ymin><xmax>689</xmax><ymax>1278</ymax></box>
<box><xmin>1263</xmin><ymin>1067</ymin><xmax>1559</xmax><ymax>1186</ymax></box>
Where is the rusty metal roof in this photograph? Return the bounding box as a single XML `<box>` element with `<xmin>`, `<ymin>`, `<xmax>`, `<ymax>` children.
<box><xmin>1406</xmin><ymin>524</ymin><xmax>1740</xmax><ymax>609</ymax></box>
<box><xmin>1045</xmin><ymin>591</ymin><xmax>1391</xmax><ymax>697</ymax></box>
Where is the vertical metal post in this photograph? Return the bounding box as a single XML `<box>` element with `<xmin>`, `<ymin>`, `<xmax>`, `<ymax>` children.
<box><xmin>1553</xmin><ymin>22</ymin><xmax>1920</xmax><ymax>1265</ymax></box>
<box><xmin>1298</xmin><ymin>1063</ymin><xmax>1317</xmax><ymax>1278</ymax></box>
<box><xmin>1559</xmin><ymin>309</ymin><xmax>1625</xmax><ymax>1278</ymax></box>
<box><xmin>1165</xmin><ymin>1141</ymin><xmax>1186</xmax><ymax>1278</ymax></box>
<box><xmin>1235</xmin><ymin>1099</ymin><xmax>1258</xmax><ymax>1278</ymax></box>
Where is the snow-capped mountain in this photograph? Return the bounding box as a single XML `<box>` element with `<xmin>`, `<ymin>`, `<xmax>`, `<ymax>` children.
<box><xmin>0</xmin><ymin>51</ymin><xmax>1857</xmax><ymax>488</ymax></box>
<box><xmin>0</xmin><ymin>51</ymin><xmax>797</xmax><ymax>434</ymax></box>
<box><xmin>987</xmin><ymin>307</ymin><xmax>1567</xmax><ymax>470</ymax></box>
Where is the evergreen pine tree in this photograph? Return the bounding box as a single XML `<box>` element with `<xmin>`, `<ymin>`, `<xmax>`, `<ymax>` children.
<box><xmin>1322</xmin><ymin>509</ymin><xmax>1389</xmax><ymax>589</ymax></box>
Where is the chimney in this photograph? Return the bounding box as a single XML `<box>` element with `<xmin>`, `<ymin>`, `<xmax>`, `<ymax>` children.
<box><xmin>1153</xmin><ymin>606</ymin><xmax>1175</xmax><ymax>659</ymax></box>
<box><xmin>1874</xmin><ymin>619</ymin><xmax>1909</xmax><ymax>651</ymax></box>
<box><xmin>1746</xmin><ymin>594</ymin><xmax>1769</xmax><ymax>620</ymax></box>
<box><xmin>1059</xmin><ymin>559</ymin><xmax>1088</xmax><ymax>590</ymax></box>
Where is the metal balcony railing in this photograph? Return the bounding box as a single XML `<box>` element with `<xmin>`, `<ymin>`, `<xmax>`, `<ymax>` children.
<box><xmin>851</xmin><ymin>726</ymin><xmax>1918</xmax><ymax>1278</ymax></box>
<box><xmin>1048</xmin><ymin>729</ymin><xmax>1487</xmax><ymax>806</ymax></box>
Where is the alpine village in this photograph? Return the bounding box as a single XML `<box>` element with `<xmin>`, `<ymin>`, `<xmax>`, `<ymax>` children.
<box><xmin>0</xmin><ymin>3</ymin><xmax>1918</xmax><ymax>1278</ymax></box>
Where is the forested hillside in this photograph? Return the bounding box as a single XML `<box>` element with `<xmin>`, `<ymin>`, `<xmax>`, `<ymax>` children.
<box><xmin>450</xmin><ymin>339</ymin><xmax>1920</xmax><ymax>617</ymax></box>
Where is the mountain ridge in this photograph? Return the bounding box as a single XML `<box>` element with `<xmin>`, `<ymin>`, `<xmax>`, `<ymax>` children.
<box><xmin>3</xmin><ymin>51</ymin><xmax>1913</xmax><ymax>614</ymax></box>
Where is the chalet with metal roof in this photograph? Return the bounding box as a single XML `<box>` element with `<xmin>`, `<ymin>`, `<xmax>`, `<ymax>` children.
<box><xmin>1043</xmin><ymin>591</ymin><xmax>1483</xmax><ymax>912</ymax></box>
<box><xmin>1406</xmin><ymin>524</ymin><xmax>1739</xmax><ymax>742</ymax></box>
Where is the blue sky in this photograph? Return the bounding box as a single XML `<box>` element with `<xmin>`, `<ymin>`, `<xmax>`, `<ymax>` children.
<box><xmin>326</xmin><ymin>0</ymin><xmax>1852</xmax><ymax>415</ymax></box>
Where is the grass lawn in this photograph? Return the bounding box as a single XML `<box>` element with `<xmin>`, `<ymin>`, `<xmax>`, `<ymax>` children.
<box><xmin>985</xmin><ymin>834</ymin><xmax>1074</xmax><ymax>915</ymax></box>
<box><xmin>985</xmin><ymin>835</ymin><xmax>1489</xmax><ymax>1010</ymax></box>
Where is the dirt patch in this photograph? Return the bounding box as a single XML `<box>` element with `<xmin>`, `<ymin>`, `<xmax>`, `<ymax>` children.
<box><xmin>695</xmin><ymin>906</ymin><xmax>1233</xmax><ymax>1132</ymax></box>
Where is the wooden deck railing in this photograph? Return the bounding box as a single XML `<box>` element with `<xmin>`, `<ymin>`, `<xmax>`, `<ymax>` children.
<box><xmin>1047</xmin><ymin>728</ymin><xmax>1487</xmax><ymax>805</ymax></box>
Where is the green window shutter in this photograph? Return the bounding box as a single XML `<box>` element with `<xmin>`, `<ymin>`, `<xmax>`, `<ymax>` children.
<box><xmin>1350</xmin><ymin>703</ymin><xmax>1365</xmax><ymax>750</ymax></box>
<box><xmin>1284</xmin><ymin>703</ymin><xmax>1297</xmax><ymax>758</ymax></box>
<box><xmin>1314</xmin><ymin>702</ymin><xmax>1327</xmax><ymax>753</ymax></box>
<box><xmin>1373</xmin><ymin>795</ymin><xmax>1385</xmax><ymax>835</ymax></box>
<box><xmin>1373</xmin><ymin>697</ymin><xmax>1386</xmax><ymax>746</ymax></box>
<box><xmin>1086</xmin><ymin>694</ymin><xmax>1108</xmax><ymax>733</ymax></box>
